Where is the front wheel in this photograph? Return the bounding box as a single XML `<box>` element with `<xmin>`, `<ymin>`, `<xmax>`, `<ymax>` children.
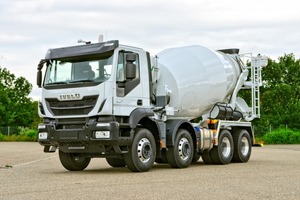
<box><xmin>166</xmin><ymin>129</ymin><xmax>194</xmax><ymax>168</ymax></box>
<box><xmin>210</xmin><ymin>129</ymin><xmax>233</xmax><ymax>164</ymax></box>
<box><xmin>106</xmin><ymin>157</ymin><xmax>126</xmax><ymax>167</ymax></box>
<box><xmin>124</xmin><ymin>128</ymin><xmax>156</xmax><ymax>172</ymax></box>
<box><xmin>192</xmin><ymin>151</ymin><xmax>201</xmax><ymax>163</ymax></box>
<box><xmin>59</xmin><ymin>150</ymin><xmax>91</xmax><ymax>171</ymax></box>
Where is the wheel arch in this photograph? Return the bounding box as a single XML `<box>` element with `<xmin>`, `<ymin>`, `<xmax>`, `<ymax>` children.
<box><xmin>129</xmin><ymin>108</ymin><xmax>161</xmax><ymax>151</ymax></box>
<box><xmin>165</xmin><ymin>120</ymin><xmax>196</xmax><ymax>147</ymax></box>
<box><xmin>129</xmin><ymin>108</ymin><xmax>154</xmax><ymax>128</ymax></box>
<box><xmin>139</xmin><ymin>118</ymin><xmax>161</xmax><ymax>145</ymax></box>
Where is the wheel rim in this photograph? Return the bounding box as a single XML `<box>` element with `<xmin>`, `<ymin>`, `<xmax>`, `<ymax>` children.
<box><xmin>221</xmin><ymin>137</ymin><xmax>231</xmax><ymax>158</ymax></box>
<box><xmin>241</xmin><ymin>136</ymin><xmax>250</xmax><ymax>156</ymax></box>
<box><xmin>178</xmin><ymin>138</ymin><xmax>191</xmax><ymax>161</ymax></box>
<box><xmin>137</xmin><ymin>138</ymin><xmax>152</xmax><ymax>163</ymax></box>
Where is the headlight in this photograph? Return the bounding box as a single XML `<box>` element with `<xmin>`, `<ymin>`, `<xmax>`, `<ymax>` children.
<box><xmin>39</xmin><ymin>132</ymin><xmax>48</xmax><ymax>139</ymax></box>
<box><xmin>94</xmin><ymin>131</ymin><xmax>110</xmax><ymax>139</ymax></box>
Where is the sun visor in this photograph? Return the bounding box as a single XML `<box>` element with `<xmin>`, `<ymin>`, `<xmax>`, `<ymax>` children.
<box><xmin>45</xmin><ymin>40</ymin><xmax>119</xmax><ymax>60</ymax></box>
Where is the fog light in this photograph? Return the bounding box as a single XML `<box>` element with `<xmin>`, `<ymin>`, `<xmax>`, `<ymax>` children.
<box><xmin>39</xmin><ymin>132</ymin><xmax>48</xmax><ymax>139</ymax></box>
<box><xmin>95</xmin><ymin>131</ymin><xmax>110</xmax><ymax>139</ymax></box>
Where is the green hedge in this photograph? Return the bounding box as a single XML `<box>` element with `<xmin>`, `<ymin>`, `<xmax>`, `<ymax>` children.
<box><xmin>0</xmin><ymin>128</ymin><xmax>38</xmax><ymax>142</ymax></box>
<box><xmin>263</xmin><ymin>128</ymin><xmax>300</xmax><ymax>144</ymax></box>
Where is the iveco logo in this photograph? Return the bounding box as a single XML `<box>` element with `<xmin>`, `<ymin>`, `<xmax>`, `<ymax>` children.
<box><xmin>60</xmin><ymin>93</ymin><xmax>80</xmax><ymax>100</ymax></box>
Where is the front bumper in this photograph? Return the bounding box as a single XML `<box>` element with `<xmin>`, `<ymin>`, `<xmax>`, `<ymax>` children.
<box><xmin>38</xmin><ymin>119</ymin><xmax>133</xmax><ymax>154</ymax></box>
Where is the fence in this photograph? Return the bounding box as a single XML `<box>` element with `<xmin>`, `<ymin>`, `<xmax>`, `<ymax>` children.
<box><xmin>0</xmin><ymin>127</ymin><xmax>20</xmax><ymax>136</ymax></box>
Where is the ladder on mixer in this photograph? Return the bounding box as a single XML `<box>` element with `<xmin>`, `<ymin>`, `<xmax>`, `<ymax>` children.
<box><xmin>251</xmin><ymin>56</ymin><xmax>262</xmax><ymax>118</ymax></box>
<box><xmin>240</xmin><ymin>54</ymin><xmax>263</xmax><ymax>120</ymax></box>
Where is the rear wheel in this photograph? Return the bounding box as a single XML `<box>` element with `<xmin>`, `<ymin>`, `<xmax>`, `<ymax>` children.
<box><xmin>166</xmin><ymin>129</ymin><xmax>194</xmax><ymax>168</ymax></box>
<box><xmin>210</xmin><ymin>130</ymin><xmax>233</xmax><ymax>164</ymax></box>
<box><xmin>106</xmin><ymin>157</ymin><xmax>126</xmax><ymax>167</ymax></box>
<box><xmin>124</xmin><ymin>128</ymin><xmax>156</xmax><ymax>172</ymax></box>
<box><xmin>201</xmin><ymin>150</ymin><xmax>214</xmax><ymax>164</ymax></box>
<box><xmin>232</xmin><ymin>129</ymin><xmax>252</xmax><ymax>162</ymax></box>
<box><xmin>59</xmin><ymin>150</ymin><xmax>91</xmax><ymax>171</ymax></box>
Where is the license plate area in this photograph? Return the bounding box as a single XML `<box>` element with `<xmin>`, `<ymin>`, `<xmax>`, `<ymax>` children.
<box><xmin>60</xmin><ymin>131</ymin><xmax>78</xmax><ymax>139</ymax></box>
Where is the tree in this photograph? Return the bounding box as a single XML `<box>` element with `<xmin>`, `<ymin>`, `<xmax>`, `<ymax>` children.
<box><xmin>0</xmin><ymin>67</ymin><xmax>37</xmax><ymax>127</ymax></box>
<box><xmin>261</xmin><ymin>54</ymin><xmax>300</xmax><ymax>130</ymax></box>
<box><xmin>262</xmin><ymin>54</ymin><xmax>300</xmax><ymax>87</ymax></box>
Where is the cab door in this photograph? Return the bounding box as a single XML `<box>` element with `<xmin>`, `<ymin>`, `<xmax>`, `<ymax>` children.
<box><xmin>114</xmin><ymin>50</ymin><xmax>146</xmax><ymax>115</ymax></box>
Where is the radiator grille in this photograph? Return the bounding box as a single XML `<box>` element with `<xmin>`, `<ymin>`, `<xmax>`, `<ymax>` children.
<box><xmin>45</xmin><ymin>95</ymin><xmax>98</xmax><ymax>116</ymax></box>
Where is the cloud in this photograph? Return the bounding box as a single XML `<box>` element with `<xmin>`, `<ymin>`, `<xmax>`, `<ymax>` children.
<box><xmin>0</xmin><ymin>34</ymin><xmax>33</xmax><ymax>44</ymax></box>
<box><xmin>1</xmin><ymin>0</ymin><xmax>300</xmax><ymax>101</ymax></box>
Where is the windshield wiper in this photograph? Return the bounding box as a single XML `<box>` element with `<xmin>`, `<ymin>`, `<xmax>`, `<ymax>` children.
<box><xmin>45</xmin><ymin>81</ymin><xmax>68</xmax><ymax>85</ymax></box>
<box><xmin>69</xmin><ymin>79</ymin><xmax>95</xmax><ymax>83</ymax></box>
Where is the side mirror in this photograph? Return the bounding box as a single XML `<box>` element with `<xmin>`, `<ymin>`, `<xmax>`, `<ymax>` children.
<box><xmin>37</xmin><ymin>59</ymin><xmax>47</xmax><ymax>88</ymax></box>
<box><xmin>37</xmin><ymin>70</ymin><xmax>42</xmax><ymax>88</ymax></box>
<box><xmin>126</xmin><ymin>53</ymin><xmax>136</xmax><ymax>80</ymax></box>
<box><xmin>126</xmin><ymin>53</ymin><xmax>136</xmax><ymax>62</ymax></box>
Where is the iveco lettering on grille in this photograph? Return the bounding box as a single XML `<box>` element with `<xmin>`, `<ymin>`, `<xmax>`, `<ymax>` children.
<box><xmin>60</xmin><ymin>93</ymin><xmax>80</xmax><ymax>100</ymax></box>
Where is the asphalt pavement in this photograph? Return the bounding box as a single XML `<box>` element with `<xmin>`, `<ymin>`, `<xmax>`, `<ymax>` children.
<box><xmin>1</xmin><ymin>142</ymin><xmax>300</xmax><ymax>199</ymax></box>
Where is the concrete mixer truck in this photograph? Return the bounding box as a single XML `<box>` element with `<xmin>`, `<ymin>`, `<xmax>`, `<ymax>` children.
<box><xmin>36</xmin><ymin>38</ymin><xmax>268</xmax><ymax>172</ymax></box>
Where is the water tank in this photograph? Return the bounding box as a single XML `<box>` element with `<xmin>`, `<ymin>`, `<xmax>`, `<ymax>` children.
<box><xmin>155</xmin><ymin>45</ymin><xmax>241</xmax><ymax>119</ymax></box>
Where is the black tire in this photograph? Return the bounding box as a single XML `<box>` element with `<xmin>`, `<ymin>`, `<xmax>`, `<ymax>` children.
<box><xmin>210</xmin><ymin>129</ymin><xmax>233</xmax><ymax>164</ymax></box>
<box><xmin>192</xmin><ymin>152</ymin><xmax>201</xmax><ymax>163</ymax></box>
<box><xmin>155</xmin><ymin>153</ymin><xmax>168</xmax><ymax>164</ymax></box>
<box><xmin>201</xmin><ymin>150</ymin><xmax>214</xmax><ymax>164</ymax></box>
<box><xmin>192</xmin><ymin>142</ymin><xmax>201</xmax><ymax>163</ymax></box>
<box><xmin>166</xmin><ymin>129</ymin><xmax>194</xmax><ymax>168</ymax></box>
<box><xmin>124</xmin><ymin>128</ymin><xmax>156</xmax><ymax>172</ymax></box>
<box><xmin>232</xmin><ymin>129</ymin><xmax>252</xmax><ymax>163</ymax></box>
<box><xmin>59</xmin><ymin>150</ymin><xmax>91</xmax><ymax>171</ymax></box>
<box><xmin>106</xmin><ymin>157</ymin><xmax>126</xmax><ymax>167</ymax></box>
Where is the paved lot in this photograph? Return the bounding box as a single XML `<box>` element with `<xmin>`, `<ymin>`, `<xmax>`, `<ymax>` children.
<box><xmin>1</xmin><ymin>142</ymin><xmax>300</xmax><ymax>200</ymax></box>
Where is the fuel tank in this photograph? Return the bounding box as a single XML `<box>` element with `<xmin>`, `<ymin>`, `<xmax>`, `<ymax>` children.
<box><xmin>155</xmin><ymin>45</ymin><xmax>241</xmax><ymax>119</ymax></box>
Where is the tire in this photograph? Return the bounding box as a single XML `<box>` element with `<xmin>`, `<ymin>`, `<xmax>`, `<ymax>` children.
<box><xmin>124</xmin><ymin>128</ymin><xmax>156</xmax><ymax>172</ymax></box>
<box><xmin>106</xmin><ymin>157</ymin><xmax>126</xmax><ymax>167</ymax></box>
<box><xmin>166</xmin><ymin>129</ymin><xmax>194</xmax><ymax>168</ymax></box>
<box><xmin>210</xmin><ymin>129</ymin><xmax>233</xmax><ymax>164</ymax></box>
<box><xmin>155</xmin><ymin>153</ymin><xmax>168</xmax><ymax>164</ymax></box>
<box><xmin>232</xmin><ymin>129</ymin><xmax>252</xmax><ymax>163</ymax></box>
<box><xmin>201</xmin><ymin>150</ymin><xmax>214</xmax><ymax>164</ymax></box>
<box><xmin>59</xmin><ymin>150</ymin><xmax>91</xmax><ymax>171</ymax></box>
<box><xmin>192</xmin><ymin>152</ymin><xmax>201</xmax><ymax>163</ymax></box>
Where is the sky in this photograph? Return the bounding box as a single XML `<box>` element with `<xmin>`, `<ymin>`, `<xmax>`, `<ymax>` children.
<box><xmin>1</xmin><ymin>0</ymin><xmax>300</xmax><ymax>100</ymax></box>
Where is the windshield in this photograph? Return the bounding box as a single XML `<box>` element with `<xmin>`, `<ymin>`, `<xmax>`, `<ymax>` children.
<box><xmin>44</xmin><ymin>54</ymin><xmax>113</xmax><ymax>86</ymax></box>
